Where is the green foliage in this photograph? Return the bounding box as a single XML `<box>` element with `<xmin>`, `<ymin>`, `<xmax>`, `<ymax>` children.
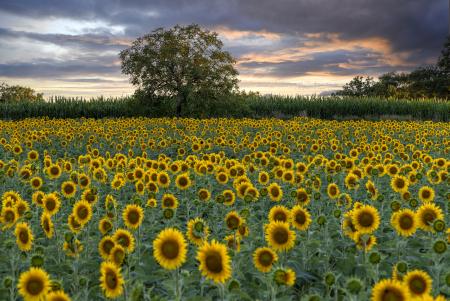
<box><xmin>0</xmin><ymin>94</ymin><xmax>448</xmax><ymax>121</ymax></box>
<box><xmin>120</xmin><ymin>24</ymin><xmax>239</xmax><ymax>116</ymax></box>
<box><xmin>335</xmin><ymin>37</ymin><xmax>450</xmax><ymax>99</ymax></box>
<box><xmin>0</xmin><ymin>82</ymin><xmax>44</xmax><ymax>102</ymax></box>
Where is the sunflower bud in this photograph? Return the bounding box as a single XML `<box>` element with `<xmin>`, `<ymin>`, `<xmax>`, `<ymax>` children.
<box><xmin>396</xmin><ymin>261</ymin><xmax>407</xmax><ymax>273</ymax></box>
<box><xmin>390</xmin><ymin>201</ymin><xmax>401</xmax><ymax>212</ymax></box>
<box><xmin>228</xmin><ymin>279</ymin><xmax>240</xmax><ymax>291</ymax></box>
<box><xmin>260</xmin><ymin>188</ymin><xmax>268</xmax><ymax>197</ymax></box>
<box><xmin>433</xmin><ymin>219</ymin><xmax>445</xmax><ymax>232</ymax></box>
<box><xmin>3</xmin><ymin>276</ymin><xmax>12</xmax><ymax>288</ymax></box>
<box><xmin>50</xmin><ymin>280</ymin><xmax>62</xmax><ymax>292</ymax></box>
<box><xmin>433</xmin><ymin>240</ymin><xmax>447</xmax><ymax>254</ymax></box>
<box><xmin>324</xmin><ymin>272</ymin><xmax>335</xmax><ymax>286</ymax></box>
<box><xmin>314</xmin><ymin>193</ymin><xmax>321</xmax><ymax>200</ymax></box>
<box><xmin>409</xmin><ymin>198</ymin><xmax>418</xmax><ymax>208</ymax></box>
<box><xmin>163</xmin><ymin>208</ymin><xmax>174</xmax><ymax>220</ymax></box>
<box><xmin>64</xmin><ymin>232</ymin><xmax>73</xmax><ymax>243</ymax></box>
<box><xmin>346</xmin><ymin>277</ymin><xmax>363</xmax><ymax>294</ymax></box>
<box><xmin>369</xmin><ymin>252</ymin><xmax>381</xmax><ymax>264</ymax></box>
<box><xmin>79</xmin><ymin>276</ymin><xmax>87</xmax><ymax>287</ymax></box>
<box><xmin>317</xmin><ymin>215</ymin><xmax>326</xmax><ymax>226</ymax></box>
<box><xmin>24</xmin><ymin>211</ymin><xmax>33</xmax><ymax>220</ymax></box>
<box><xmin>307</xmin><ymin>294</ymin><xmax>321</xmax><ymax>301</ymax></box>
<box><xmin>31</xmin><ymin>254</ymin><xmax>44</xmax><ymax>267</ymax></box>
<box><xmin>333</xmin><ymin>209</ymin><xmax>341</xmax><ymax>218</ymax></box>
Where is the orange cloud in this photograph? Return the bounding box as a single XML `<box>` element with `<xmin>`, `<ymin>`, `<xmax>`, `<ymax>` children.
<box><xmin>213</xmin><ymin>26</ymin><xmax>281</xmax><ymax>41</ymax></box>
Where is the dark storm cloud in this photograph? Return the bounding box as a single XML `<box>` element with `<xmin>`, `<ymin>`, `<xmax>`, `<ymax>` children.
<box><xmin>0</xmin><ymin>0</ymin><xmax>447</xmax><ymax>87</ymax></box>
<box><xmin>0</xmin><ymin>61</ymin><xmax>120</xmax><ymax>78</ymax></box>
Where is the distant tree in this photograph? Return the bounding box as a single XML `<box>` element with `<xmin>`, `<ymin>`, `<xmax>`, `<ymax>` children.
<box><xmin>120</xmin><ymin>24</ymin><xmax>239</xmax><ymax>116</ymax></box>
<box><xmin>437</xmin><ymin>36</ymin><xmax>450</xmax><ymax>75</ymax></box>
<box><xmin>334</xmin><ymin>76</ymin><xmax>376</xmax><ymax>97</ymax></box>
<box><xmin>0</xmin><ymin>82</ymin><xmax>44</xmax><ymax>102</ymax></box>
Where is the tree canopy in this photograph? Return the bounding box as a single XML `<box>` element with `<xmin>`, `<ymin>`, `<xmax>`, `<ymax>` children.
<box><xmin>335</xmin><ymin>36</ymin><xmax>450</xmax><ymax>99</ymax></box>
<box><xmin>120</xmin><ymin>24</ymin><xmax>239</xmax><ymax>116</ymax></box>
<box><xmin>0</xmin><ymin>82</ymin><xmax>44</xmax><ymax>102</ymax></box>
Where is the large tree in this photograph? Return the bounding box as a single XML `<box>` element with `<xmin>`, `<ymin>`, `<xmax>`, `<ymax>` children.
<box><xmin>120</xmin><ymin>24</ymin><xmax>239</xmax><ymax>116</ymax></box>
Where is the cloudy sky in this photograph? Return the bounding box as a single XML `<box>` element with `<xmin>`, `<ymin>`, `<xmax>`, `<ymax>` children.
<box><xmin>0</xmin><ymin>0</ymin><xmax>448</xmax><ymax>97</ymax></box>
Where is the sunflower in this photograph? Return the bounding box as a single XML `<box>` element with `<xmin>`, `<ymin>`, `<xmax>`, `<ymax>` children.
<box><xmin>352</xmin><ymin>205</ymin><xmax>380</xmax><ymax>234</ymax></box>
<box><xmin>418</xmin><ymin>186</ymin><xmax>435</xmax><ymax>203</ymax></box>
<box><xmin>30</xmin><ymin>177</ymin><xmax>43</xmax><ymax>190</ymax></box>
<box><xmin>225</xmin><ymin>211</ymin><xmax>243</xmax><ymax>230</ymax></box>
<box><xmin>67</xmin><ymin>214</ymin><xmax>82</xmax><ymax>234</ymax></box>
<box><xmin>175</xmin><ymin>173</ymin><xmax>191</xmax><ymax>190</ymax></box>
<box><xmin>344</xmin><ymin>173</ymin><xmax>359</xmax><ymax>190</ymax></box>
<box><xmin>198</xmin><ymin>188</ymin><xmax>211</xmax><ymax>202</ymax></box>
<box><xmin>273</xmin><ymin>268</ymin><xmax>296</xmax><ymax>286</ymax></box>
<box><xmin>43</xmin><ymin>193</ymin><xmax>61</xmax><ymax>216</ymax></box>
<box><xmin>222</xmin><ymin>190</ymin><xmax>236</xmax><ymax>206</ymax></box>
<box><xmin>17</xmin><ymin>267</ymin><xmax>50</xmax><ymax>301</ymax></box>
<box><xmin>113</xmin><ymin>229</ymin><xmax>135</xmax><ymax>253</ymax></box>
<box><xmin>72</xmin><ymin>200</ymin><xmax>92</xmax><ymax>225</ymax></box>
<box><xmin>327</xmin><ymin>183</ymin><xmax>340</xmax><ymax>199</ymax></box>
<box><xmin>265</xmin><ymin>221</ymin><xmax>296</xmax><ymax>252</ymax></box>
<box><xmin>258</xmin><ymin>171</ymin><xmax>270</xmax><ymax>185</ymax></box>
<box><xmin>253</xmin><ymin>247</ymin><xmax>278</xmax><ymax>273</ymax></box>
<box><xmin>14</xmin><ymin>199</ymin><xmax>29</xmax><ymax>217</ymax></box>
<box><xmin>40</xmin><ymin>213</ymin><xmax>54</xmax><ymax>238</ymax></box>
<box><xmin>365</xmin><ymin>180</ymin><xmax>378</xmax><ymax>200</ymax></box>
<box><xmin>32</xmin><ymin>191</ymin><xmax>45</xmax><ymax>207</ymax></box>
<box><xmin>269</xmin><ymin>205</ymin><xmax>291</xmax><ymax>223</ymax></box>
<box><xmin>161</xmin><ymin>194</ymin><xmax>178</xmax><ymax>209</ymax></box>
<box><xmin>109</xmin><ymin>244</ymin><xmax>126</xmax><ymax>266</ymax></box>
<box><xmin>197</xmin><ymin>240</ymin><xmax>231</xmax><ymax>283</ymax></box>
<box><xmin>342</xmin><ymin>212</ymin><xmax>358</xmax><ymax>240</ymax></box>
<box><xmin>416</xmin><ymin>203</ymin><xmax>444</xmax><ymax>232</ymax></box>
<box><xmin>153</xmin><ymin>228</ymin><xmax>187</xmax><ymax>270</ymax></box>
<box><xmin>353</xmin><ymin>232</ymin><xmax>377</xmax><ymax>252</ymax></box>
<box><xmin>216</xmin><ymin>171</ymin><xmax>229</xmax><ymax>185</ymax></box>
<box><xmin>187</xmin><ymin>217</ymin><xmax>210</xmax><ymax>246</ymax></box>
<box><xmin>122</xmin><ymin>204</ymin><xmax>144</xmax><ymax>229</ymax></box>
<box><xmin>371</xmin><ymin>279</ymin><xmax>410</xmax><ymax>301</ymax></box>
<box><xmin>15</xmin><ymin>222</ymin><xmax>33</xmax><ymax>251</ymax></box>
<box><xmin>267</xmin><ymin>182</ymin><xmax>283</xmax><ymax>202</ymax></box>
<box><xmin>46</xmin><ymin>164</ymin><xmax>62</xmax><ymax>179</ymax></box>
<box><xmin>390</xmin><ymin>175</ymin><xmax>409</xmax><ymax>193</ymax></box>
<box><xmin>99</xmin><ymin>217</ymin><xmax>113</xmax><ymax>235</ymax></box>
<box><xmin>403</xmin><ymin>270</ymin><xmax>432</xmax><ymax>299</ymax></box>
<box><xmin>100</xmin><ymin>261</ymin><xmax>124</xmax><ymax>299</ymax></box>
<box><xmin>1</xmin><ymin>207</ymin><xmax>17</xmax><ymax>228</ymax></box>
<box><xmin>295</xmin><ymin>188</ymin><xmax>310</xmax><ymax>206</ymax></box>
<box><xmin>157</xmin><ymin>171</ymin><xmax>170</xmax><ymax>188</ymax></box>
<box><xmin>61</xmin><ymin>181</ymin><xmax>77</xmax><ymax>198</ymax></box>
<box><xmin>290</xmin><ymin>205</ymin><xmax>312</xmax><ymax>231</ymax></box>
<box><xmin>391</xmin><ymin>209</ymin><xmax>417</xmax><ymax>237</ymax></box>
<box><xmin>63</xmin><ymin>239</ymin><xmax>84</xmax><ymax>257</ymax></box>
<box><xmin>224</xmin><ymin>234</ymin><xmax>241</xmax><ymax>252</ymax></box>
<box><xmin>99</xmin><ymin>235</ymin><xmax>116</xmax><ymax>259</ymax></box>
<box><xmin>46</xmin><ymin>290</ymin><xmax>72</xmax><ymax>301</ymax></box>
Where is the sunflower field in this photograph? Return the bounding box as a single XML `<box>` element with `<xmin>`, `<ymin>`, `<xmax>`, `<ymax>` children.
<box><xmin>0</xmin><ymin>117</ymin><xmax>448</xmax><ymax>301</ymax></box>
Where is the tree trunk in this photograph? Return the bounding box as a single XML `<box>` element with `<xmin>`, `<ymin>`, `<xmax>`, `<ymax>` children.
<box><xmin>176</xmin><ymin>94</ymin><xmax>184</xmax><ymax>117</ymax></box>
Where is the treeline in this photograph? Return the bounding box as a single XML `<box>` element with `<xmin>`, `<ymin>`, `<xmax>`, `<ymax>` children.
<box><xmin>0</xmin><ymin>94</ymin><xmax>448</xmax><ymax>121</ymax></box>
<box><xmin>334</xmin><ymin>37</ymin><xmax>450</xmax><ymax>98</ymax></box>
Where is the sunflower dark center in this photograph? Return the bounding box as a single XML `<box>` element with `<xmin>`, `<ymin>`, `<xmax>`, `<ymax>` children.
<box><xmin>105</xmin><ymin>271</ymin><xmax>118</xmax><ymax>289</ymax></box>
<box><xmin>270</xmin><ymin>187</ymin><xmax>280</xmax><ymax>197</ymax></box>
<box><xmin>77</xmin><ymin>207</ymin><xmax>88</xmax><ymax>219</ymax></box>
<box><xmin>409</xmin><ymin>277</ymin><xmax>426</xmax><ymax>294</ymax></box>
<box><xmin>423</xmin><ymin>211</ymin><xmax>436</xmax><ymax>224</ymax></box>
<box><xmin>295</xmin><ymin>211</ymin><xmax>306</xmax><ymax>224</ymax></box>
<box><xmin>103</xmin><ymin>240</ymin><xmax>115</xmax><ymax>254</ymax></box>
<box><xmin>259</xmin><ymin>252</ymin><xmax>273</xmax><ymax>266</ymax></box>
<box><xmin>5</xmin><ymin>211</ymin><xmax>15</xmax><ymax>222</ymax></box>
<box><xmin>46</xmin><ymin>200</ymin><xmax>56</xmax><ymax>211</ymax></box>
<box><xmin>358</xmin><ymin>212</ymin><xmax>374</xmax><ymax>227</ymax></box>
<box><xmin>127</xmin><ymin>210</ymin><xmax>140</xmax><ymax>224</ymax></box>
<box><xmin>395</xmin><ymin>179</ymin><xmax>405</xmax><ymax>188</ymax></box>
<box><xmin>421</xmin><ymin>190</ymin><xmax>431</xmax><ymax>199</ymax></box>
<box><xmin>273</xmin><ymin>228</ymin><xmax>289</xmax><ymax>244</ymax></box>
<box><xmin>26</xmin><ymin>277</ymin><xmax>44</xmax><ymax>295</ymax></box>
<box><xmin>161</xmin><ymin>240</ymin><xmax>179</xmax><ymax>259</ymax></box>
<box><xmin>274</xmin><ymin>212</ymin><xmax>286</xmax><ymax>221</ymax></box>
<box><xmin>113</xmin><ymin>249</ymin><xmax>125</xmax><ymax>263</ymax></box>
<box><xmin>205</xmin><ymin>252</ymin><xmax>223</xmax><ymax>273</ymax></box>
<box><xmin>227</xmin><ymin>216</ymin><xmax>239</xmax><ymax>229</ymax></box>
<box><xmin>399</xmin><ymin>215</ymin><xmax>413</xmax><ymax>229</ymax></box>
<box><xmin>64</xmin><ymin>185</ymin><xmax>74</xmax><ymax>194</ymax></box>
<box><xmin>19</xmin><ymin>230</ymin><xmax>29</xmax><ymax>243</ymax></box>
